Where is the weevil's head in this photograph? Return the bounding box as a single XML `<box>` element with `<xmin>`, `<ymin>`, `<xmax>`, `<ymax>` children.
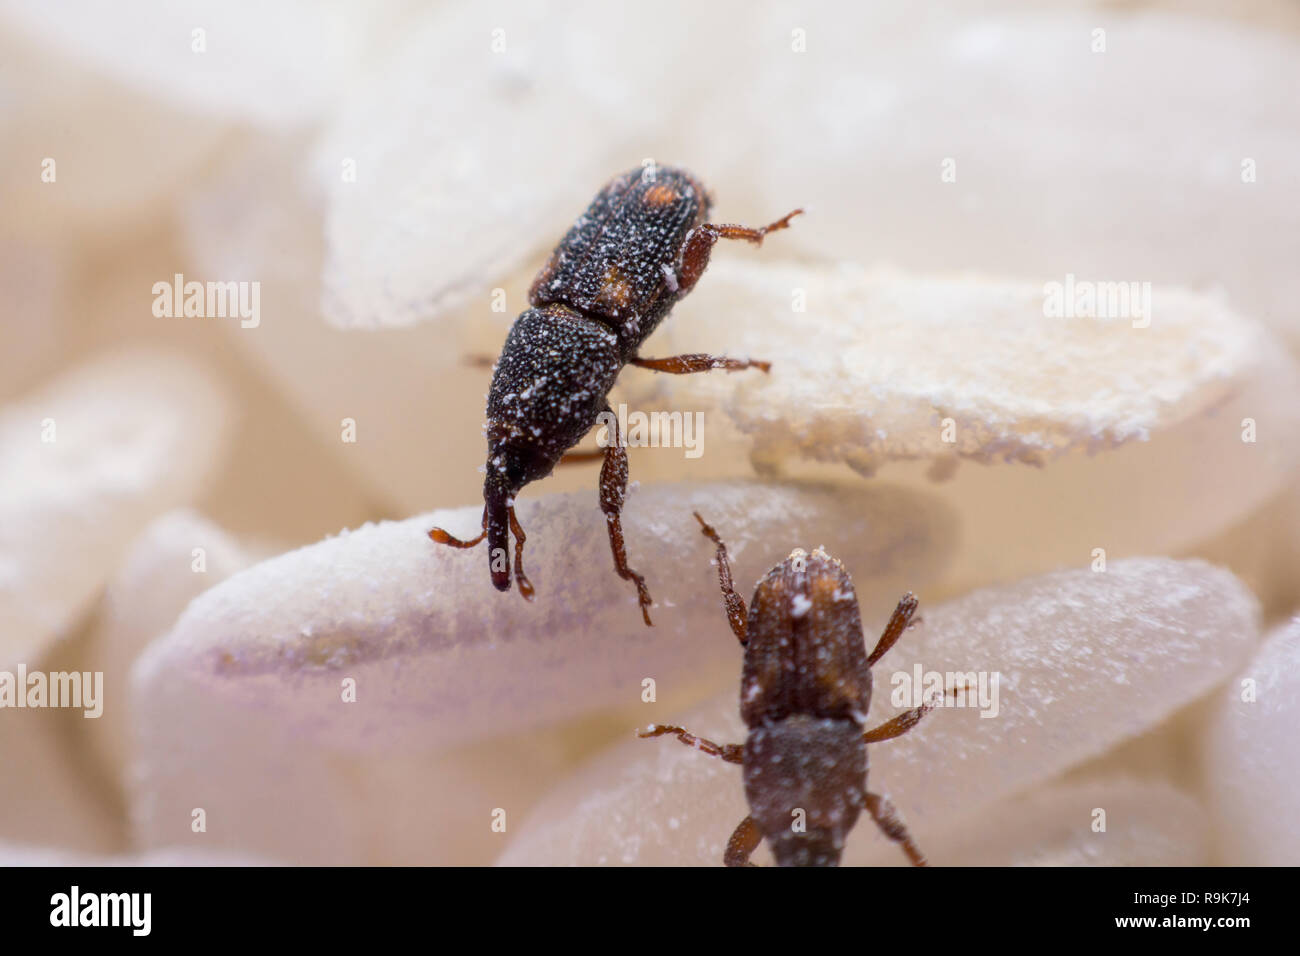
<box><xmin>486</xmin><ymin>434</ymin><xmax>555</xmax><ymax>494</ymax></box>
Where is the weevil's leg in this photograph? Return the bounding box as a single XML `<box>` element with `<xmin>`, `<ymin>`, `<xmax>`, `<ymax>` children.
<box><xmin>630</xmin><ymin>354</ymin><xmax>771</xmax><ymax>374</ymax></box>
<box><xmin>863</xmin><ymin>703</ymin><xmax>933</xmax><ymax>744</ymax></box>
<box><xmin>561</xmin><ymin>410</ymin><xmax>631</xmax><ymax>465</ymax></box>
<box><xmin>599</xmin><ymin>408</ymin><xmax>654</xmax><ymax>626</ymax></box>
<box><xmin>428</xmin><ymin>505</ymin><xmax>488</xmax><ymax>548</ymax></box>
<box><xmin>865</xmin><ymin>792</ymin><xmax>927</xmax><ymax>867</ymax></box>
<box><xmin>557</xmin><ymin>448</ymin><xmax>605</xmax><ymax>466</ymax></box>
<box><xmin>637</xmin><ymin>724</ymin><xmax>744</xmax><ymax>764</ymax></box>
<box><xmin>702</xmin><ymin>210</ymin><xmax>804</xmax><ymax>246</ymax></box>
<box><xmin>506</xmin><ymin>503</ymin><xmax>535</xmax><ymax>600</ymax></box>
<box><xmin>462</xmin><ymin>353</ymin><xmax>497</xmax><ymax>370</ymax></box>
<box><xmin>561</xmin><ymin>411</ymin><xmax>628</xmax><ymax>466</ymax></box>
<box><xmin>693</xmin><ymin>511</ymin><xmax>748</xmax><ymax>645</ymax></box>
<box><xmin>866</xmin><ymin>592</ymin><xmax>920</xmax><ymax>667</ymax></box>
<box><xmin>863</xmin><ymin>685</ymin><xmax>963</xmax><ymax>743</ymax></box>
<box><xmin>678</xmin><ymin>209</ymin><xmax>803</xmax><ymax>293</ymax></box>
<box><xmin>724</xmin><ymin>815</ymin><xmax>763</xmax><ymax>868</ymax></box>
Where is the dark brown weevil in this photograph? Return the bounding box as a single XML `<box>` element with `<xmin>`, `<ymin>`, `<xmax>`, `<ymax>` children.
<box><xmin>641</xmin><ymin>513</ymin><xmax>941</xmax><ymax>867</ymax></box>
<box><xmin>429</xmin><ymin>166</ymin><xmax>801</xmax><ymax>625</ymax></box>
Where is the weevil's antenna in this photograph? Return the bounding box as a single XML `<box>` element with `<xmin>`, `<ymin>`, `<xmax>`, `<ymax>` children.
<box><xmin>428</xmin><ymin>507</ymin><xmax>488</xmax><ymax>550</ymax></box>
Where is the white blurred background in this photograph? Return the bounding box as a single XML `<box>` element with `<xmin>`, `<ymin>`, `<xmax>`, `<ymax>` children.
<box><xmin>2</xmin><ymin>0</ymin><xmax>1298</xmax><ymax>865</ymax></box>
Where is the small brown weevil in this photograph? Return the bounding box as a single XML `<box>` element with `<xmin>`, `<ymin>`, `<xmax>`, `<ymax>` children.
<box><xmin>641</xmin><ymin>513</ymin><xmax>941</xmax><ymax>867</ymax></box>
<box><xmin>430</xmin><ymin>166</ymin><xmax>801</xmax><ymax>625</ymax></box>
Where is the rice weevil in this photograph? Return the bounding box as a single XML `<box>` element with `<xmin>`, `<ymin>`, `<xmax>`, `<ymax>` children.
<box><xmin>429</xmin><ymin>166</ymin><xmax>801</xmax><ymax>625</ymax></box>
<box><xmin>640</xmin><ymin>513</ymin><xmax>942</xmax><ymax>866</ymax></box>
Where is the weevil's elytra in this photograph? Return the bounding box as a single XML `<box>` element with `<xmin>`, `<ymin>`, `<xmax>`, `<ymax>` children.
<box><xmin>529</xmin><ymin>168</ymin><xmax>710</xmax><ymax>345</ymax></box>
<box><xmin>429</xmin><ymin>165</ymin><xmax>803</xmax><ymax>626</ymax></box>
<box><xmin>740</xmin><ymin>547</ymin><xmax>872</xmax><ymax>726</ymax></box>
<box><xmin>640</xmin><ymin>513</ymin><xmax>939</xmax><ymax>867</ymax></box>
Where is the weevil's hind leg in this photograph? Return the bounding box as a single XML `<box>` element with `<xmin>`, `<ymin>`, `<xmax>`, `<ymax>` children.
<box><xmin>637</xmin><ymin>724</ymin><xmax>743</xmax><ymax>763</ymax></box>
<box><xmin>599</xmin><ymin>408</ymin><xmax>653</xmax><ymax>626</ymax></box>
<box><xmin>506</xmin><ymin>504</ymin><xmax>535</xmax><ymax>600</ymax></box>
<box><xmin>724</xmin><ymin>815</ymin><xmax>763</xmax><ymax>867</ymax></box>
<box><xmin>866</xmin><ymin>592</ymin><xmax>920</xmax><ymax>667</ymax></box>
<box><xmin>630</xmin><ymin>354</ymin><xmax>771</xmax><ymax>374</ymax></box>
<box><xmin>677</xmin><ymin>209</ymin><xmax>803</xmax><ymax>294</ymax></box>
<box><xmin>693</xmin><ymin>512</ymin><xmax>748</xmax><ymax>645</ymax></box>
<box><xmin>428</xmin><ymin>505</ymin><xmax>488</xmax><ymax>548</ymax></box>
<box><xmin>865</xmin><ymin>792</ymin><xmax>927</xmax><ymax>867</ymax></box>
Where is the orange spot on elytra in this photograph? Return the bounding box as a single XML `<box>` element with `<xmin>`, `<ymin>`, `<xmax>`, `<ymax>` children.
<box><xmin>643</xmin><ymin>183</ymin><xmax>679</xmax><ymax>206</ymax></box>
<box><xmin>598</xmin><ymin>265</ymin><xmax>632</xmax><ymax>308</ymax></box>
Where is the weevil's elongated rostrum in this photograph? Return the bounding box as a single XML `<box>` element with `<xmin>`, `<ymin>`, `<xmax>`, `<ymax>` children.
<box><xmin>429</xmin><ymin>166</ymin><xmax>801</xmax><ymax>625</ymax></box>
<box><xmin>641</xmin><ymin>513</ymin><xmax>941</xmax><ymax>867</ymax></box>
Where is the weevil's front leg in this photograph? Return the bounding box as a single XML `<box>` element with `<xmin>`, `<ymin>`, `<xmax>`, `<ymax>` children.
<box><xmin>866</xmin><ymin>592</ymin><xmax>920</xmax><ymax>667</ymax></box>
<box><xmin>638</xmin><ymin>723</ymin><xmax>744</xmax><ymax>764</ymax></box>
<box><xmin>724</xmin><ymin>815</ymin><xmax>763</xmax><ymax>867</ymax></box>
<box><xmin>693</xmin><ymin>511</ymin><xmax>748</xmax><ymax>645</ymax></box>
<box><xmin>677</xmin><ymin>209</ymin><xmax>803</xmax><ymax>294</ymax></box>
<box><xmin>599</xmin><ymin>407</ymin><xmax>654</xmax><ymax>626</ymax></box>
<box><xmin>630</xmin><ymin>354</ymin><xmax>770</xmax><ymax>374</ymax></box>
<box><xmin>428</xmin><ymin>505</ymin><xmax>488</xmax><ymax>548</ymax></box>
<box><xmin>865</xmin><ymin>792</ymin><xmax>927</xmax><ymax>867</ymax></box>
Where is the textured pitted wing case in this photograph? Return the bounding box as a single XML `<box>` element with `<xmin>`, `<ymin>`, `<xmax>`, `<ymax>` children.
<box><xmin>740</xmin><ymin>550</ymin><xmax>873</xmax><ymax>727</ymax></box>
<box><xmin>529</xmin><ymin>166</ymin><xmax>710</xmax><ymax>346</ymax></box>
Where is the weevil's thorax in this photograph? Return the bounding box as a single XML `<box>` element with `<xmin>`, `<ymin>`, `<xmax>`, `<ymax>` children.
<box><xmin>485</xmin><ymin>305</ymin><xmax>622</xmax><ymax>488</ymax></box>
<box><xmin>740</xmin><ymin>548</ymin><xmax>872</xmax><ymax>727</ymax></box>
<box><xmin>743</xmin><ymin>715</ymin><xmax>867</xmax><ymax>867</ymax></box>
<box><xmin>528</xmin><ymin>166</ymin><xmax>710</xmax><ymax>357</ymax></box>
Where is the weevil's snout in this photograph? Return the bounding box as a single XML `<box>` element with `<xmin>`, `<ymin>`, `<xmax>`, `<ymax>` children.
<box><xmin>483</xmin><ymin>435</ymin><xmax>552</xmax><ymax>597</ymax></box>
<box><xmin>483</xmin><ymin>444</ymin><xmax>529</xmax><ymax>591</ymax></box>
<box><xmin>484</xmin><ymin>478</ymin><xmax>512</xmax><ymax>592</ymax></box>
